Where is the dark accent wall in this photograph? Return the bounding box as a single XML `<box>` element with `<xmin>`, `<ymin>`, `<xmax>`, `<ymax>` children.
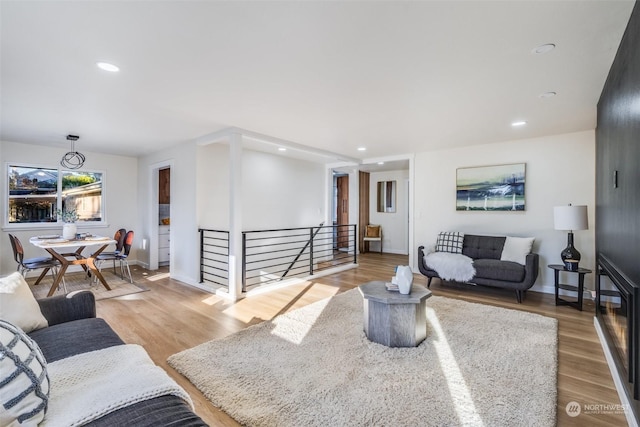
<box><xmin>596</xmin><ymin>1</ymin><xmax>640</xmax><ymax>287</ymax></box>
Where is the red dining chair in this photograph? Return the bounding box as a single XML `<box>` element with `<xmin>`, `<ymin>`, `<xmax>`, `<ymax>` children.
<box><xmin>116</xmin><ymin>230</ymin><xmax>134</xmax><ymax>283</ymax></box>
<box><xmin>94</xmin><ymin>228</ymin><xmax>127</xmax><ymax>275</ymax></box>
<box><xmin>95</xmin><ymin>229</ymin><xmax>134</xmax><ymax>283</ymax></box>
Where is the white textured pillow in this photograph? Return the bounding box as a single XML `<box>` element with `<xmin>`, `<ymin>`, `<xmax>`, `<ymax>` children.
<box><xmin>0</xmin><ymin>272</ymin><xmax>48</xmax><ymax>333</ymax></box>
<box><xmin>0</xmin><ymin>319</ymin><xmax>50</xmax><ymax>426</ymax></box>
<box><xmin>500</xmin><ymin>237</ymin><xmax>535</xmax><ymax>265</ymax></box>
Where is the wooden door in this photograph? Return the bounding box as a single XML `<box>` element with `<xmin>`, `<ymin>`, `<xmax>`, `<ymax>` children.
<box><xmin>336</xmin><ymin>175</ymin><xmax>349</xmax><ymax>249</ymax></box>
<box><xmin>358</xmin><ymin>171</ymin><xmax>370</xmax><ymax>253</ymax></box>
<box><xmin>159</xmin><ymin>168</ymin><xmax>170</xmax><ymax>204</ymax></box>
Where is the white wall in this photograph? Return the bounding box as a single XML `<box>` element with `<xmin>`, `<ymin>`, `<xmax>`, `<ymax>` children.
<box><xmin>414</xmin><ymin>130</ymin><xmax>596</xmax><ymax>294</ymax></box>
<box><xmin>0</xmin><ymin>140</ymin><xmax>138</xmax><ymax>275</ymax></box>
<box><xmin>197</xmin><ymin>145</ymin><xmax>326</xmax><ymax>230</ymax></box>
<box><xmin>242</xmin><ymin>150</ymin><xmax>325</xmax><ymax>230</ymax></box>
<box><xmin>369</xmin><ymin>170</ymin><xmax>409</xmax><ymax>254</ymax></box>
<box><xmin>196</xmin><ymin>143</ymin><xmax>230</xmax><ymax>230</ymax></box>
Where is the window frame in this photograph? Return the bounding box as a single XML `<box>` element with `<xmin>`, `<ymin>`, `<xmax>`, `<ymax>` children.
<box><xmin>4</xmin><ymin>161</ymin><xmax>108</xmax><ymax>230</ymax></box>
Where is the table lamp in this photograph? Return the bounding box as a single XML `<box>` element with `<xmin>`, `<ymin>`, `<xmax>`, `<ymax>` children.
<box><xmin>553</xmin><ymin>204</ymin><xmax>588</xmax><ymax>271</ymax></box>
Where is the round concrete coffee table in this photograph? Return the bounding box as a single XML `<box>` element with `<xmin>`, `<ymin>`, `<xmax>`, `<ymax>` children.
<box><xmin>358</xmin><ymin>281</ymin><xmax>432</xmax><ymax>347</ymax></box>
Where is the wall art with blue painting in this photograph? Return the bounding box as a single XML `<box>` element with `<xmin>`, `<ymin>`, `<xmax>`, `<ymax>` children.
<box><xmin>456</xmin><ymin>163</ymin><xmax>525</xmax><ymax>211</ymax></box>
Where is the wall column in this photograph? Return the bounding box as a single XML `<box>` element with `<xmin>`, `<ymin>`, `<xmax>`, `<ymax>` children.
<box><xmin>228</xmin><ymin>133</ymin><xmax>243</xmax><ymax>300</ymax></box>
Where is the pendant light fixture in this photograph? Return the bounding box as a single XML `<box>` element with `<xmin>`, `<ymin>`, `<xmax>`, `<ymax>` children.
<box><xmin>60</xmin><ymin>134</ymin><xmax>85</xmax><ymax>169</ymax></box>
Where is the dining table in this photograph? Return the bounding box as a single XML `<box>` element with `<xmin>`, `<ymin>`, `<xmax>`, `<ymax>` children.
<box><xmin>29</xmin><ymin>234</ymin><xmax>117</xmax><ymax>297</ymax></box>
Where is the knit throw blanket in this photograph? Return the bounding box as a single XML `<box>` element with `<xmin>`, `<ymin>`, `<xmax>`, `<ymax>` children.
<box><xmin>42</xmin><ymin>344</ymin><xmax>193</xmax><ymax>427</ymax></box>
<box><xmin>424</xmin><ymin>252</ymin><xmax>476</xmax><ymax>282</ymax></box>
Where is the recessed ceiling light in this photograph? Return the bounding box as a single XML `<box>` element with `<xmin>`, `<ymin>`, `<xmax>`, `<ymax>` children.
<box><xmin>278</xmin><ymin>147</ymin><xmax>287</xmax><ymax>152</ymax></box>
<box><xmin>357</xmin><ymin>147</ymin><xmax>366</xmax><ymax>151</ymax></box>
<box><xmin>531</xmin><ymin>43</ymin><xmax>556</xmax><ymax>54</ymax></box>
<box><xmin>96</xmin><ymin>62</ymin><xmax>120</xmax><ymax>72</ymax></box>
<box><xmin>377</xmin><ymin>162</ymin><xmax>384</xmax><ymax>165</ymax></box>
<box><xmin>511</xmin><ymin>121</ymin><xmax>527</xmax><ymax>127</ymax></box>
<box><xmin>539</xmin><ymin>91</ymin><xmax>557</xmax><ymax>98</ymax></box>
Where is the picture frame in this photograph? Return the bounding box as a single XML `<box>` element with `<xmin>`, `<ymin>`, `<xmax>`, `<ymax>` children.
<box><xmin>456</xmin><ymin>163</ymin><xmax>525</xmax><ymax>211</ymax></box>
<box><xmin>376</xmin><ymin>180</ymin><xmax>396</xmax><ymax>213</ymax></box>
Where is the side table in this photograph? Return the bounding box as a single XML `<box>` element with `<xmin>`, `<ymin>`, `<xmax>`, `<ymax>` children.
<box><xmin>548</xmin><ymin>264</ymin><xmax>592</xmax><ymax>311</ymax></box>
<box><xmin>358</xmin><ymin>281</ymin><xmax>432</xmax><ymax>347</ymax></box>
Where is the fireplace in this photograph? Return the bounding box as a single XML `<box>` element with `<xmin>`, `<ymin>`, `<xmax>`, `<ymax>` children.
<box><xmin>597</xmin><ymin>254</ymin><xmax>640</xmax><ymax>411</ymax></box>
<box><xmin>601</xmin><ymin>287</ymin><xmax>629</xmax><ymax>374</ymax></box>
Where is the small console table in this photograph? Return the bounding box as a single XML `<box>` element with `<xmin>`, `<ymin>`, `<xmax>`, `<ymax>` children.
<box><xmin>358</xmin><ymin>281</ymin><xmax>432</xmax><ymax>347</ymax></box>
<box><xmin>548</xmin><ymin>264</ymin><xmax>592</xmax><ymax>311</ymax></box>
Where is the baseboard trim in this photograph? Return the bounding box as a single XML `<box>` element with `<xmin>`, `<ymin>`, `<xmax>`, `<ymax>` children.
<box><xmin>379</xmin><ymin>249</ymin><xmax>409</xmax><ymax>255</ymax></box>
<box><xmin>135</xmin><ymin>260</ymin><xmax>150</xmax><ymax>270</ymax></box>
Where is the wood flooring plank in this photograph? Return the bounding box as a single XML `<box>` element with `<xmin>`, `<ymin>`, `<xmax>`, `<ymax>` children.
<box><xmin>93</xmin><ymin>253</ymin><xmax>630</xmax><ymax>426</ymax></box>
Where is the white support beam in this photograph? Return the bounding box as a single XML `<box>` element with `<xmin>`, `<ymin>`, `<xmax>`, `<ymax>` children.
<box><xmin>227</xmin><ymin>132</ymin><xmax>244</xmax><ymax>300</ymax></box>
<box><xmin>195</xmin><ymin>126</ymin><xmax>361</xmax><ymax>164</ymax></box>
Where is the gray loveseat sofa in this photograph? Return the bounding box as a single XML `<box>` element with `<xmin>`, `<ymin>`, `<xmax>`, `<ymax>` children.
<box><xmin>417</xmin><ymin>234</ymin><xmax>539</xmax><ymax>303</ymax></box>
<box><xmin>28</xmin><ymin>291</ymin><xmax>207</xmax><ymax>426</ymax></box>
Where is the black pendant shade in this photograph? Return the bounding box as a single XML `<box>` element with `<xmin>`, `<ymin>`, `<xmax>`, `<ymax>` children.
<box><xmin>60</xmin><ymin>134</ymin><xmax>85</xmax><ymax>169</ymax></box>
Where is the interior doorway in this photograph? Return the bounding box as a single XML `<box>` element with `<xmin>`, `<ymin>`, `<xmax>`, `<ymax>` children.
<box><xmin>335</xmin><ymin>174</ymin><xmax>349</xmax><ymax>249</ymax></box>
<box><xmin>148</xmin><ymin>160</ymin><xmax>173</xmax><ymax>272</ymax></box>
<box><xmin>158</xmin><ymin>167</ymin><xmax>171</xmax><ymax>267</ymax></box>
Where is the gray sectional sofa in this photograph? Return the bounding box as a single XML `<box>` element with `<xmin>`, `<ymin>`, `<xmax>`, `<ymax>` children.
<box><xmin>28</xmin><ymin>291</ymin><xmax>207</xmax><ymax>426</ymax></box>
<box><xmin>417</xmin><ymin>234</ymin><xmax>539</xmax><ymax>303</ymax></box>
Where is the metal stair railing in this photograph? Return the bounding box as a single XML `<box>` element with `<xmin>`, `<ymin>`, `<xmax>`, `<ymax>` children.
<box><xmin>199</xmin><ymin>228</ymin><xmax>230</xmax><ymax>288</ymax></box>
<box><xmin>199</xmin><ymin>224</ymin><xmax>357</xmax><ymax>292</ymax></box>
<box><xmin>242</xmin><ymin>224</ymin><xmax>356</xmax><ymax>291</ymax></box>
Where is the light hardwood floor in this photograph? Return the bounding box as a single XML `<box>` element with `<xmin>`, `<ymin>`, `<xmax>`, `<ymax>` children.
<box><xmin>96</xmin><ymin>253</ymin><xmax>628</xmax><ymax>426</ymax></box>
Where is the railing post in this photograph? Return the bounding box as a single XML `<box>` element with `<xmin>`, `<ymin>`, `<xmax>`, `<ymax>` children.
<box><xmin>199</xmin><ymin>229</ymin><xmax>204</xmax><ymax>283</ymax></box>
<box><xmin>241</xmin><ymin>233</ymin><xmax>247</xmax><ymax>292</ymax></box>
<box><xmin>309</xmin><ymin>227</ymin><xmax>314</xmax><ymax>276</ymax></box>
<box><xmin>353</xmin><ymin>224</ymin><xmax>357</xmax><ymax>264</ymax></box>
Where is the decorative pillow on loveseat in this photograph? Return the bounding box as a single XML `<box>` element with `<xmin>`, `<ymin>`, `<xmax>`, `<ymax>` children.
<box><xmin>500</xmin><ymin>236</ymin><xmax>535</xmax><ymax>265</ymax></box>
<box><xmin>0</xmin><ymin>319</ymin><xmax>50</xmax><ymax>426</ymax></box>
<box><xmin>0</xmin><ymin>272</ymin><xmax>48</xmax><ymax>333</ymax></box>
<box><xmin>435</xmin><ymin>232</ymin><xmax>465</xmax><ymax>254</ymax></box>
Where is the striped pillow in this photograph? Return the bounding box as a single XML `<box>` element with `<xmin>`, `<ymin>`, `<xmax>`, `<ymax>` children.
<box><xmin>0</xmin><ymin>320</ymin><xmax>49</xmax><ymax>426</ymax></box>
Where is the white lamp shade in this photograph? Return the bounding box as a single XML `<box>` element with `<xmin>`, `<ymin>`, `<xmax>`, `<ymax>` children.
<box><xmin>554</xmin><ymin>205</ymin><xmax>588</xmax><ymax>231</ymax></box>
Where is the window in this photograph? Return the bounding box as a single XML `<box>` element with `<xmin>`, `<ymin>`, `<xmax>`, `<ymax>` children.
<box><xmin>61</xmin><ymin>171</ymin><xmax>103</xmax><ymax>222</ymax></box>
<box><xmin>8</xmin><ymin>165</ymin><xmax>104</xmax><ymax>225</ymax></box>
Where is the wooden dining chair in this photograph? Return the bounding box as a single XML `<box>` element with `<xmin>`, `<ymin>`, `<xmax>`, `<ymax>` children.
<box><xmin>8</xmin><ymin>234</ymin><xmax>66</xmax><ymax>292</ymax></box>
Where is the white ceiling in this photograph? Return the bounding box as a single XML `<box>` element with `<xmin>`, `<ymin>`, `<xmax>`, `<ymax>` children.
<box><xmin>0</xmin><ymin>1</ymin><xmax>635</xmax><ymax>163</ymax></box>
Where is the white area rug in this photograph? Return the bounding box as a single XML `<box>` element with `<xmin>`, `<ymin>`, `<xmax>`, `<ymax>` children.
<box><xmin>169</xmin><ymin>289</ymin><xmax>557</xmax><ymax>427</ymax></box>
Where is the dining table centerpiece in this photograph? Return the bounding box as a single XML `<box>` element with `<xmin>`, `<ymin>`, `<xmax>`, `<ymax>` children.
<box><xmin>57</xmin><ymin>208</ymin><xmax>79</xmax><ymax>239</ymax></box>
